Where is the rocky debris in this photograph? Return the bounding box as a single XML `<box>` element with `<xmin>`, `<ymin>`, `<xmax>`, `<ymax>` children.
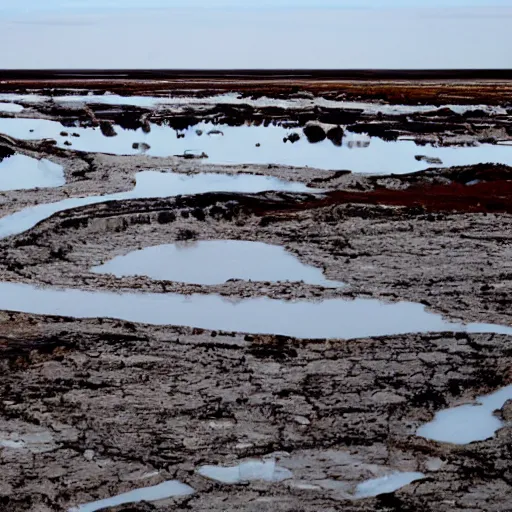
<box><xmin>317</xmin><ymin>107</ymin><xmax>363</xmax><ymax>126</ymax></box>
<box><xmin>283</xmin><ymin>132</ymin><xmax>301</xmax><ymax>144</ymax></box>
<box><xmin>141</xmin><ymin>115</ymin><xmax>152</xmax><ymax>134</ymax></box>
<box><xmin>132</xmin><ymin>142</ymin><xmax>151</xmax><ymax>152</ymax></box>
<box><xmin>181</xmin><ymin>150</ymin><xmax>208</xmax><ymax>159</ymax></box>
<box><xmin>326</xmin><ymin>126</ymin><xmax>344</xmax><ymax>147</ymax></box>
<box><xmin>415</xmin><ymin>155</ymin><xmax>443</xmax><ymax>165</ymax></box>
<box><xmin>422</xmin><ymin>107</ymin><xmax>459</xmax><ymax>118</ymax></box>
<box><xmin>303</xmin><ymin>123</ymin><xmax>326</xmax><ymax>143</ymax></box>
<box><xmin>502</xmin><ymin>400</ymin><xmax>512</xmax><ymax>421</ymax></box>
<box><xmin>3</xmin><ymin>88</ymin><xmax>512</xmax><ymax>147</ymax></box>
<box><xmin>0</xmin><ymin>144</ymin><xmax>15</xmax><ymax>161</ymax></box>
<box><xmin>0</xmin><ymin>315</ymin><xmax>510</xmax><ymax>511</ymax></box>
<box><xmin>99</xmin><ymin>120</ymin><xmax>117</xmax><ymax>137</ymax></box>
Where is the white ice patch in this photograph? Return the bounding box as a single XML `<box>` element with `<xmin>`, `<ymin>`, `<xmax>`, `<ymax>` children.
<box><xmin>0</xmin><ymin>439</ymin><xmax>26</xmax><ymax>449</ymax></box>
<box><xmin>354</xmin><ymin>472</ymin><xmax>425</xmax><ymax>498</ymax></box>
<box><xmin>417</xmin><ymin>384</ymin><xmax>512</xmax><ymax>444</ymax></box>
<box><xmin>69</xmin><ymin>480</ymin><xmax>195</xmax><ymax>512</ymax></box>
<box><xmin>198</xmin><ymin>460</ymin><xmax>293</xmax><ymax>484</ymax></box>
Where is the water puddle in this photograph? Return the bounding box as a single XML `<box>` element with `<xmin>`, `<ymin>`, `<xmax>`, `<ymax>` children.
<box><xmin>0</xmin><ymin>102</ymin><xmax>24</xmax><ymax>113</ymax></box>
<box><xmin>69</xmin><ymin>480</ymin><xmax>195</xmax><ymax>512</ymax></box>
<box><xmin>0</xmin><ymin>153</ymin><xmax>64</xmax><ymax>191</ymax></box>
<box><xmin>417</xmin><ymin>384</ymin><xmax>512</xmax><ymax>444</ymax></box>
<box><xmin>1</xmin><ymin>118</ymin><xmax>511</xmax><ymax>173</ymax></box>
<box><xmin>0</xmin><ymin>171</ymin><xmax>318</xmax><ymax>239</ymax></box>
<box><xmin>0</xmin><ymin>281</ymin><xmax>511</xmax><ymax>339</ymax></box>
<box><xmin>91</xmin><ymin>241</ymin><xmax>342</xmax><ymax>287</ymax></box>
<box><xmin>198</xmin><ymin>460</ymin><xmax>293</xmax><ymax>484</ymax></box>
<box><xmin>354</xmin><ymin>472</ymin><xmax>425</xmax><ymax>498</ymax></box>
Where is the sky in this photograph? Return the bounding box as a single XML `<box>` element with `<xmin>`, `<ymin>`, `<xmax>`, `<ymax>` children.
<box><xmin>2</xmin><ymin>0</ymin><xmax>512</xmax><ymax>11</ymax></box>
<box><xmin>0</xmin><ymin>1</ymin><xmax>511</xmax><ymax>69</ymax></box>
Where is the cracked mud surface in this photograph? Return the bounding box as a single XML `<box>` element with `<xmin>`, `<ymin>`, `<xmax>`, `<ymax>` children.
<box><xmin>1</xmin><ymin>316</ymin><xmax>511</xmax><ymax>511</ymax></box>
<box><xmin>0</xmin><ymin>86</ymin><xmax>511</xmax><ymax>511</ymax></box>
<box><xmin>1</xmin><ymin>166</ymin><xmax>511</xmax><ymax>325</ymax></box>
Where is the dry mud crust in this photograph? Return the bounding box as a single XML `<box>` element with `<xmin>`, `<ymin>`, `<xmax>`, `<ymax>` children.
<box><xmin>1</xmin><ymin>165</ymin><xmax>512</xmax><ymax>325</ymax></box>
<box><xmin>0</xmin><ymin>313</ymin><xmax>511</xmax><ymax>512</ymax></box>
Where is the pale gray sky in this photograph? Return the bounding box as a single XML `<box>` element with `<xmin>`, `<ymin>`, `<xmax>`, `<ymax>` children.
<box><xmin>2</xmin><ymin>0</ymin><xmax>512</xmax><ymax>10</ymax></box>
<box><xmin>0</xmin><ymin>5</ymin><xmax>511</xmax><ymax>69</ymax></box>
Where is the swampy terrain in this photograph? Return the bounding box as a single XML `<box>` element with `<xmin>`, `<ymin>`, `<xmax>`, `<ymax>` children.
<box><xmin>0</xmin><ymin>78</ymin><xmax>511</xmax><ymax>512</ymax></box>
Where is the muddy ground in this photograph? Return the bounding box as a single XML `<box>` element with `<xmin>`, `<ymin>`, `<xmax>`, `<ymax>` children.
<box><xmin>0</xmin><ymin>83</ymin><xmax>511</xmax><ymax>512</ymax></box>
<box><xmin>3</xmin><ymin>88</ymin><xmax>512</xmax><ymax>147</ymax></box>
<box><xmin>2</xmin><ymin>73</ymin><xmax>512</xmax><ymax>104</ymax></box>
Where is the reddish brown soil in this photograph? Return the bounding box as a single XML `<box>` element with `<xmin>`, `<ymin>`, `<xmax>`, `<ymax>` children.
<box><xmin>1</xmin><ymin>76</ymin><xmax>512</xmax><ymax>105</ymax></box>
<box><xmin>322</xmin><ymin>180</ymin><xmax>512</xmax><ymax>214</ymax></box>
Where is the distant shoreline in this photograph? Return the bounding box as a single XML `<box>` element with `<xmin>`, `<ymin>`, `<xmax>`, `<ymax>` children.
<box><xmin>1</xmin><ymin>69</ymin><xmax>512</xmax><ymax>80</ymax></box>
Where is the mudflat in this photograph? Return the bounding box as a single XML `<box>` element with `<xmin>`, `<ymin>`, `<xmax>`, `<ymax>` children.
<box><xmin>0</xmin><ymin>79</ymin><xmax>511</xmax><ymax>512</ymax></box>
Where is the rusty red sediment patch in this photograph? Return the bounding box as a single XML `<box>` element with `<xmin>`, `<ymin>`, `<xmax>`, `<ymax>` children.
<box><xmin>324</xmin><ymin>180</ymin><xmax>512</xmax><ymax>214</ymax></box>
<box><xmin>252</xmin><ymin>180</ymin><xmax>512</xmax><ymax>218</ymax></box>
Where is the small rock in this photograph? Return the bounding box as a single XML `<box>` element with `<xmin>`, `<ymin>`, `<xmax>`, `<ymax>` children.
<box><xmin>303</xmin><ymin>124</ymin><xmax>326</xmax><ymax>143</ymax></box>
<box><xmin>63</xmin><ymin>141</ymin><xmax>72</xmax><ymax>146</ymax></box>
<box><xmin>141</xmin><ymin>120</ymin><xmax>151</xmax><ymax>133</ymax></box>
<box><xmin>294</xmin><ymin>416</ymin><xmax>311</xmax><ymax>426</ymax></box>
<box><xmin>72</xmin><ymin>133</ymin><xmax>80</xmax><ymax>137</ymax></box>
<box><xmin>84</xmin><ymin>450</ymin><xmax>95</xmax><ymax>461</ymax></box>
<box><xmin>182</xmin><ymin>150</ymin><xmax>208</xmax><ymax>159</ymax></box>
<box><xmin>502</xmin><ymin>399</ymin><xmax>512</xmax><ymax>421</ymax></box>
<box><xmin>60</xmin><ymin>131</ymin><xmax>68</xmax><ymax>137</ymax></box>
<box><xmin>132</xmin><ymin>142</ymin><xmax>151</xmax><ymax>152</ymax></box>
<box><xmin>195</xmin><ymin>129</ymin><xmax>203</xmax><ymax>136</ymax></box>
<box><xmin>425</xmin><ymin>457</ymin><xmax>445</xmax><ymax>472</ymax></box>
<box><xmin>327</xmin><ymin>126</ymin><xmax>344</xmax><ymax>147</ymax></box>
<box><xmin>415</xmin><ymin>155</ymin><xmax>443</xmax><ymax>165</ymax></box>
<box><xmin>235</xmin><ymin>442</ymin><xmax>254</xmax><ymax>451</ymax></box>
<box><xmin>208</xmin><ymin>129</ymin><xmax>224</xmax><ymax>136</ymax></box>
<box><xmin>284</xmin><ymin>132</ymin><xmax>301</xmax><ymax>144</ymax></box>
<box><xmin>255</xmin><ymin>143</ymin><xmax>261</xmax><ymax>147</ymax></box>
<box><xmin>99</xmin><ymin>120</ymin><xmax>117</xmax><ymax>137</ymax></box>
